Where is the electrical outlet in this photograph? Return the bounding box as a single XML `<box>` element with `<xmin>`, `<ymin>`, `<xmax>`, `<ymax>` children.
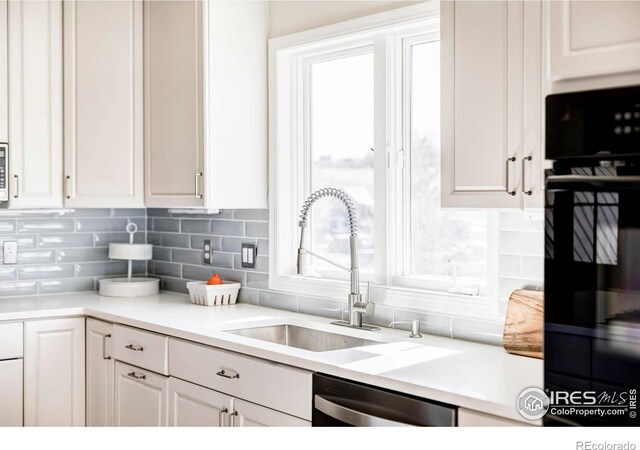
<box><xmin>203</xmin><ymin>239</ymin><xmax>212</xmax><ymax>265</ymax></box>
<box><xmin>241</xmin><ymin>243</ymin><xmax>257</xmax><ymax>268</ymax></box>
<box><xmin>3</xmin><ymin>241</ymin><xmax>17</xmax><ymax>265</ymax></box>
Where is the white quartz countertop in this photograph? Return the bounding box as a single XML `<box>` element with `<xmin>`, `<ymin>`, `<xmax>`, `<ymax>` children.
<box><xmin>0</xmin><ymin>291</ymin><xmax>543</xmax><ymax>424</ymax></box>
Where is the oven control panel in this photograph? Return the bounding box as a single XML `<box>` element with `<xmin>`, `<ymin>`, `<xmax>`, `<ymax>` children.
<box><xmin>0</xmin><ymin>144</ymin><xmax>8</xmax><ymax>202</ymax></box>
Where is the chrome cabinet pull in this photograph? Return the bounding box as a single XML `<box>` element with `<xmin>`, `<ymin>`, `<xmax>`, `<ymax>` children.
<box><xmin>505</xmin><ymin>157</ymin><xmax>516</xmax><ymax>196</ymax></box>
<box><xmin>216</xmin><ymin>369</ymin><xmax>240</xmax><ymax>379</ymax></box>
<box><xmin>218</xmin><ymin>408</ymin><xmax>229</xmax><ymax>427</ymax></box>
<box><xmin>65</xmin><ymin>175</ymin><xmax>71</xmax><ymax>199</ymax></box>
<box><xmin>125</xmin><ymin>344</ymin><xmax>144</xmax><ymax>352</ymax></box>
<box><xmin>195</xmin><ymin>172</ymin><xmax>203</xmax><ymax>199</ymax></box>
<box><xmin>102</xmin><ymin>334</ymin><xmax>111</xmax><ymax>360</ymax></box>
<box><xmin>127</xmin><ymin>371</ymin><xmax>146</xmax><ymax>380</ymax></box>
<box><xmin>13</xmin><ymin>174</ymin><xmax>18</xmax><ymax>198</ymax></box>
<box><xmin>522</xmin><ymin>155</ymin><xmax>532</xmax><ymax>196</ymax></box>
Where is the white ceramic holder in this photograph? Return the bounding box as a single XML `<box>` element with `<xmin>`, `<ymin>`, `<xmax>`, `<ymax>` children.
<box><xmin>99</xmin><ymin>223</ymin><xmax>159</xmax><ymax>297</ymax></box>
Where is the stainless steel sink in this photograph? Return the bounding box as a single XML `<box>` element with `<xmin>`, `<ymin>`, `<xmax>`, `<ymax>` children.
<box><xmin>225</xmin><ymin>324</ymin><xmax>381</xmax><ymax>352</ymax></box>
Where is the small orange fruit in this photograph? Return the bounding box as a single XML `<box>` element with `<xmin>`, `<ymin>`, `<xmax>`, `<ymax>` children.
<box><xmin>207</xmin><ymin>273</ymin><xmax>223</xmax><ymax>285</ymax></box>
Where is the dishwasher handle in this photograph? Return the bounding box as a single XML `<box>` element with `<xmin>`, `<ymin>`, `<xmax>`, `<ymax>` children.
<box><xmin>314</xmin><ymin>395</ymin><xmax>414</xmax><ymax>427</ymax></box>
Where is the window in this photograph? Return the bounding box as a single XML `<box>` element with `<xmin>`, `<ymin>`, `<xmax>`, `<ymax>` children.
<box><xmin>307</xmin><ymin>49</ymin><xmax>375</xmax><ymax>275</ymax></box>
<box><xmin>270</xmin><ymin>4</ymin><xmax>498</xmax><ymax>317</ymax></box>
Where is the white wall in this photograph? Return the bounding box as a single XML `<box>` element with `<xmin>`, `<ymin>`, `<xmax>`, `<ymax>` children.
<box><xmin>268</xmin><ymin>1</ymin><xmax>423</xmax><ymax>37</ymax></box>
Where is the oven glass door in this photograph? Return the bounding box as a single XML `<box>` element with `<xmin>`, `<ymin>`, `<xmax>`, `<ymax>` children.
<box><xmin>544</xmin><ymin>166</ymin><xmax>640</xmax><ymax>426</ymax></box>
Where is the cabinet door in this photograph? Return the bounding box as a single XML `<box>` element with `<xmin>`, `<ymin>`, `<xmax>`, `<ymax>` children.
<box><xmin>0</xmin><ymin>0</ymin><xmax>7</xmax><ymax>143</ymax></box>
<box><xmin>24</xmin><ymin>318</ymin><xmax>85</xmax><ymax>426</ymax></box>
<box><xmin>86</xmin><ymin>318</ymin><xmax>114</xmax><ymax>427</ymax></box>
<box><xmin>63</xmin><ymin>0</ymin><xmax>143</xmax><ymax>208</ymax></box>
<box><xmin>441</xmin><ymin>1</ymin><xmax>524</xmax><ymax>209</ymax></box>
<box><xmin>7</xmin><ymin>0</ymin><xmax>63</xmax><ymax>208</ymax></box>
<box><xmin>232</xmin><ymin>399</ymin><xmax>311</xmax><ymax>427</ymax></box>
<box><xmin>114</xmin><ymin>361</ymin><xmax>168</xmax><ymax>427</ymax></box>
<box><xmin>168</xmin><ymin>377</ymin><xmax>232</xmax><ymax>427</ymax></box>
<box><xmin>144</xmin><ymin>0</ymin><xmax>204</xmax><ymax>208</ymax></box>
<box><xmin>523</xmin><ymin>0</ymin><xmax>544</xmax><ymax>209</ymax></box>
<box><xmin>0</xmin><ymin>359</ymin><xmax>23</xmax><ymax>426</ymax></box>
<box><xmin>548</xmin><ymin>1</ymin><xmax>640</xmax><ymax>81</ymax></box>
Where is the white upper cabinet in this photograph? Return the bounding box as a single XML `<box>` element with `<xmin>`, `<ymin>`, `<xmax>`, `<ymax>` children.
<box><xmin>145</xmin><ymin>0</ymin><xmax>268</xmax><ymax>209</ymax></box>
<box><xmin>144</xmin><ymin>0</ymin><xmax>204</xmax><ymax>208</ymax></box>
<box><xmin>441</xmin><ymin>1</ymin><xmax>543</xmax><ymax>209</ymax></box>
<box><xmin>0</xmin><ymin>0</ymin><xmax>7</xmax><ymax>144</ymax></box>
<box><xmin>7</xmin><ymin>0</ymin><xmax>64</xmax><ymax>208</ymax></box>
<box><xmin>63</xmin><ymin>0</ymin><xmax>143</xmax><ymax>208</ymax></box>
<box><xmin>548</xmin><ymin>1</ymin><xmax>640</xmax><ymax>81</ymax></box>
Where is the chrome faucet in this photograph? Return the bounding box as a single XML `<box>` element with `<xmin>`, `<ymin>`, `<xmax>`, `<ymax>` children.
<box><xmin>296</xmin><ymin>188</ymin><xmax>379</xmax><ymax>331</ymax></box>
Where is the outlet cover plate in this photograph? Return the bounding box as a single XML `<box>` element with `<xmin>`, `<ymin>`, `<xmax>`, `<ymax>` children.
<box><xmin>3</xmin><ymin>241</ymin><xmax>17</xmax><ymax>264</ymax></box>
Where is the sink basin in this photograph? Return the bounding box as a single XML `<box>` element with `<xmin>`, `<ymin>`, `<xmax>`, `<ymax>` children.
<box><xmin>225</xmin><ymin>324</ymin><xmax>381</xmax><ymax>352</ymax></box>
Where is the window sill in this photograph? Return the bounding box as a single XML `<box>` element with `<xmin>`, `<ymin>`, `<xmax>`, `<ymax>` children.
<box><xmin>269</xmin><ymin>274</ymin><xmax>499</xmax><ymax>320</ymax></box>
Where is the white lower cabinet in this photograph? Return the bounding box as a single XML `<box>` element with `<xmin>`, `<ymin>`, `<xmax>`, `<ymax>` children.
<box><xmin>114</xmin><ymin>361</ymin><xmax>168</xmax><ymax>427</ymax></box>
<box><xmin>168</xmin><ymin>377</ymin><xmax>231</xmax><ymax>427</ymax></box>
<box><xmin>232</xmin><ymin>398</ymin><xmax>310</xmax><ymax>427</ymax></box>
<box><xmin>24</xmin><ymin>318</ymin><xmax>85</xmax><ymax>426</ymax></box>
<box><xmin>86</xmin><ymin>318</ymin><xmax>114</xmax><ymax>426</ymax></box>
<box><xmin>0</xmin><ymin>359</ymin><xmax>23</xmax><ymax>426</ymax></box>
<box><xmin>168</xmin><ymin>377</ymin><xmax>310</xmax><ymax>427</ymax></box>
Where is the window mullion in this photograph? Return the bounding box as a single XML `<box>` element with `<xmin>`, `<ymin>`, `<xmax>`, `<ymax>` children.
<box><xmin>373</xmin><ymin>34</ymin><xmax>389</xmax><ymax>286</ymax></box>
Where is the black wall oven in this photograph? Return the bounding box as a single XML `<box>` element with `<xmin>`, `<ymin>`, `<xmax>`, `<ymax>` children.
<box><xmin>545</xmin><ymin>86</ymin><xmax>640</xmax><ymax>426</ymax></box>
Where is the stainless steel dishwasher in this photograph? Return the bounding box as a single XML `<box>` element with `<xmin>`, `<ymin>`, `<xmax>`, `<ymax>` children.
<box><xmin>312</xmin><ymin>373</ymin><xmax>457</xmax><ymax>426</ymax></box>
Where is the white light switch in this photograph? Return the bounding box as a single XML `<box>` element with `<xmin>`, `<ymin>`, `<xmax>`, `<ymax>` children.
<box><xmin>3</xmin><ymin>241</ymin><xmax>17</xmax><ymax>264</ymax></box>
<box><xmin>241</xmin><ymin>243</ymin><xmax>257</xmax><ymax>268</ymax></box>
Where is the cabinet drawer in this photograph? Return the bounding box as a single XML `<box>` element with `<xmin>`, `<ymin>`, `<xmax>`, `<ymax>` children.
<box><xmin>0</xmin><ymin>322</ymin><xmax>23</xmax><ymax>359</ymax></box>
<box><xmin>113</xmin><ymin>325</ymin><xmax>168</xmax><ymax>375</ymax></box>
<box><xmin>169</xmin><ymin>338</ymin><xmax>312</xmax><ymax>421</ymax></box>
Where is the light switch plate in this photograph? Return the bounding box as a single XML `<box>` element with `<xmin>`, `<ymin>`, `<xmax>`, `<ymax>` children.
<box><xmin>241</xmin><ymin>243</ymin><xmax>257</xmax><ymax>268</ymax></box>
<box><xmin>3</xmin><ymin>241</ymin><xmax>17</xmax><ymax>264</ymax></box>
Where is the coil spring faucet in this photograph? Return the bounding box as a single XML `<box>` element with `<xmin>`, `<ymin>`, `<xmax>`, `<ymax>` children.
<box><xmin>296</xmin><ymin>188</ymin><xmax>379</xmax><ymax>331</ymax></box>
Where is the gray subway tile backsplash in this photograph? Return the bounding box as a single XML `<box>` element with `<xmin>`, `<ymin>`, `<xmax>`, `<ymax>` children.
<box><xmin>0</xmin><ymin>207</ymin><xmax>544</xmax><ymax>348</ymax></box>
<box><xmin>245</xmin><ymin>221</ymin><xmax>268</xmax><ymax>238</ymax></box>
<box><xmin>40</xmin><ymin>233</ymin><xmax>94</xmax><ymax>248</ymax></box>
<box><xmin>210</xmin><ymin>220</ymin><xmax>244</xmax><ymax>236</ymax></box>
<box><xmin>0</xmin><ymin>209</ymin><xmax>151</xmax><ymax>297</ymax></box>
<box><xmin>180</xmin><ymin>219</ymin><xmax>211</xmax><ymax>234</ymax></box>
<box><xmin>39</xmin><ymin>278</ymin><xmax>95</xmax><ymax>295</ymax></box>
<box><xmin>18</xmin><ymin>218</ymin><xmax>75</xmax><ymax>233</ymax></box>
<box><xmin>0</xmin><ymin>220</ymin><xmax>17</xmax><ymax>234</ymax></box>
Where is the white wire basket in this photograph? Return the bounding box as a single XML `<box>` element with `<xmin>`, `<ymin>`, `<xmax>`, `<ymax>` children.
<box><xmin>186</xmin><ymin>281</ymin><xmax>241</xmax><ymax>306</ymax></box>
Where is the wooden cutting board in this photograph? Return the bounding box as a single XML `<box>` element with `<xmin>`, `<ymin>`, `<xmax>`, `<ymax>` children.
<box><xmin>503</xmin><ymin>289</ymin><xmax>543</xmax><ymax>359</ymax></box>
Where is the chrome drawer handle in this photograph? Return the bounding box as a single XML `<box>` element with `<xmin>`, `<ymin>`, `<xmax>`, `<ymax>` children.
<box><xmin>219</xmin><ymin>408</ymin><xmax>229</xmax><ymax>427</ymax></box>
<box><xmin>127</xmin><ymin>371</ymin><xmax>146</xmax><ymax>380</ymax></box>
<box><xmin>505</xmin><ymin>157</ymin><xmax>516</xmax><ymax>196</ymax></box>
<box><xmin>216</xmin><ymin>369</ymin><xmax>240</xmax><ymax>379</ymax></box>
<box><xmin>103</xmin><ymin>334</ymin><xmax>111</xmax><ymax>360</ymax></box>
<box><xmin>125</xmin><ymin>344</ymin><xmax>144</xmax><ymax>352</ymax></box>
<box><xmin>195</xmin><ymin>172</ymin><xmax>203</xmax><ymax>199</ymax></box>
<box><xmin>522</xmin><ymin>155</ymin><xmax>532</xmax><ymax>196</ymax></box>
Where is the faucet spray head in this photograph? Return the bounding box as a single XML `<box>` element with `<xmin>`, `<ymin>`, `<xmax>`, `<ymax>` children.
<box><xmin>296</xmin><ymin>220</ymin><xmax>307</xmax><ymax>275</ymax></box>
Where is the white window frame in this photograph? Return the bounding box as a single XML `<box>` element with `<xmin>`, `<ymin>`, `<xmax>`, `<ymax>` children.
<box><xmin>269</xmin><ymin>3</ymin><xmax>500</xmax><ymax>320</ymax></box>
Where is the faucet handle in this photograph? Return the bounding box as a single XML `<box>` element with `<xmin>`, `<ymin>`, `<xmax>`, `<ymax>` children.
<box><xmin>388</xmin><ymin>319</ymin><xmax>422</xmax><ymax>338</ymax></box>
